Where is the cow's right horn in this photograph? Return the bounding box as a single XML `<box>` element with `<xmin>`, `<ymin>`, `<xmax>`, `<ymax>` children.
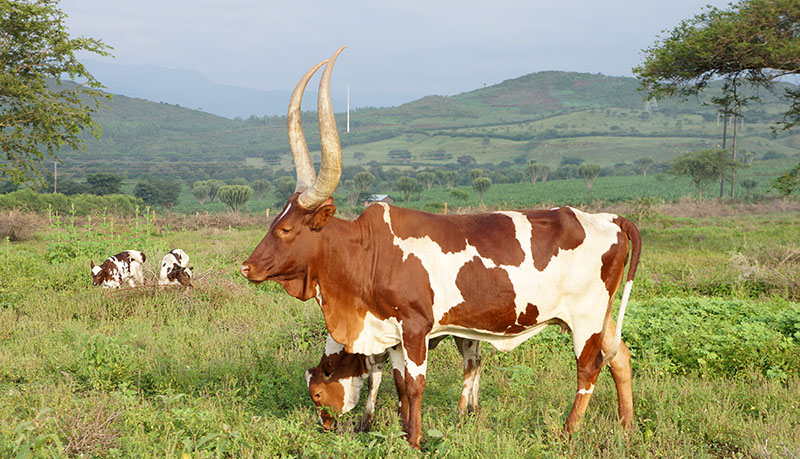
<box><xmin>297</xmin><ymin>46</ymin><xmax>346</xmax><ymax>210</ymax></box>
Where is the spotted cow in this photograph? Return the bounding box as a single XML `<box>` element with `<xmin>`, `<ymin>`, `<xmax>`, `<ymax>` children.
<box><xmin>91</xmin><ymin>250</ymin><xmax>146</xmax><ymax>289</ymax></box>
<box><xmin>306</xmin><ymin>334</ymin><xmax>481</xmax><ymax>432</ymax></box>
<box><xmin>158</xmin><ymin>249</ymin><xmax>193</xmax><ymax>287</ymax></box>
<box><xmin>240</xmin><ymin>47</ymin><xmax>642</xmax><ymax>448</ymax></box>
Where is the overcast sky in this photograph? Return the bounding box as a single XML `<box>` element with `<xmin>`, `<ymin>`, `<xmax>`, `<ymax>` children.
<box><xmin>59</xmin><ymin>0</ymin><xmax>731</xmax><ymax>108</ymax></box>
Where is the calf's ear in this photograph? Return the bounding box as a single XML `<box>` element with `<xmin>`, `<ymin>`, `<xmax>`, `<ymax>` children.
<box><xmin>90</xmin><ymin>260</ymin><xmax>95</xmax><ymax>268</ymax></box>
<box><xmin>310</xmin><ymin>198</ymin><xmax>337</xmax><ymax>231</ymax></box>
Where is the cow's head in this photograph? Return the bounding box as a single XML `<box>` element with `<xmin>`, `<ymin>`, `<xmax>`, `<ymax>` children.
<box><xmin>305</xmin><ymin>335</ymin><xmax>368</xmax><ymax>431</ymax></box>
<box><xmin>168</xmin><ymin>265</ymin><xmax>193</xmax><ymax>287</ymax></box>
<box><xmin>240</xmin><ymin>47</ymin><xmax>345</xmax><ymax>298</ymax></box>
<box><xmin>90</xmin><ymin>261</ymin><xmax>110</xmax><ymax>287</ymax></box>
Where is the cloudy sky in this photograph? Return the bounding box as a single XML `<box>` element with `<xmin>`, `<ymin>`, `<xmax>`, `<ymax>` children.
<box><xmin>59</xmin><ymin>0</ymin><xmax>731</xmax><ymax>108</ymax></box>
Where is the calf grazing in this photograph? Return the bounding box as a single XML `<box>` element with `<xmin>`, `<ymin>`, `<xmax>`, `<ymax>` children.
<box><xmin>307</xmin><ymin>334</ymin><xmax>481</xmax><ymax>432</ymax></box>
<box><xmin>91</xmin><ymin>250</ymin><xmax>146</xmax><ymax>289</ymax></box>
<box><xmin>158</xmin><ymin>249</ymin><xmax>193</xmax><ymax>287</ymax></box>
<box><xmin>241</xmin><ymin>47</ymin><xmax>642</xmax><ymax>448</ymax></box>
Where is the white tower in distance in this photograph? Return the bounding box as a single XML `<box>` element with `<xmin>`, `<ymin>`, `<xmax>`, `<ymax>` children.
<box><xmin>346</xmin><ymin>84</ymin><xmax>350</xmax><ymax>133</ymax></box>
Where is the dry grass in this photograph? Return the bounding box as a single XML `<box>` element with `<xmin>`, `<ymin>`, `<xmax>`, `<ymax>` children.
<box><xmin>0</xmin><ymin>210</ymin><xmax>45</xmax><ymax>241</ymax></box>
<box><xmin>56</xmin><ymin>399</ymin><xmax>121</xmax><ymax>456</ymax></box>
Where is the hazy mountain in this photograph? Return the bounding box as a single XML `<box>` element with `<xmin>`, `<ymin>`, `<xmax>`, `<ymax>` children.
<box><xmin>82</xmin><ymin>59</ymin><xmax>345</xmax><ymax>119</ymax></box>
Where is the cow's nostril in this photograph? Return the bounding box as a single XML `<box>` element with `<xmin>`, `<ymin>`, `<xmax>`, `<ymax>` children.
<box><xmin>240</xmin><ymin>264</ymin><xmax>250</xmax><ymax>278</ymax></box>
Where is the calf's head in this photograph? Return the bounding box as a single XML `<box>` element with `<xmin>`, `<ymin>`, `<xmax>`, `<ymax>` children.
<box><xmin>305</xmin><ymin>335</ymin><xmax>368</xmax><ymax>431</ymax></box>
<box><xmin>90</xmin><ymin>261</ymin><xmax>112</xmax><ymax>287</ymax></box>
<box><xmin>240</xmin><ymin>47</ymin><xmax>345</xmax><ymax>298</ymax></box>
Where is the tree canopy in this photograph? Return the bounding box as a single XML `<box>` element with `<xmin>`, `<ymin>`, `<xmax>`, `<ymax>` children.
<box><xmin>1</xmin><ymin>0</ymin><xmax>111</xmax><ymax>183</ymax></box>
<box><xmin>668</xmin><ymin>148</ymin><xmax>745</xmax><ymax>200</ymax></box>
<box><xmin>634</xmin><ymin>0</ymin><xmax>800</xmax><ymax>130</ymax></box>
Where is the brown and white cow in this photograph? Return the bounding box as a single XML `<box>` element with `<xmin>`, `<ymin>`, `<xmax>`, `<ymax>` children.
<box><xmin>158</xmin><ymin>249</ymin><xmax>193</xmax><ymax>287</ymax></box>
<box><xmin>91</xmin><ymin>250</ymin><xmax>146</xmax><ymax>289</ymax></box>
<box><xmin>307</xmin><ymin>334</ymin><xmax>481</xmax><ymax>432</ymax></box>
<box><xmin>240</xmin><ymin>47</ymin><xmax>642</xmax><ymax>448</ymax></box>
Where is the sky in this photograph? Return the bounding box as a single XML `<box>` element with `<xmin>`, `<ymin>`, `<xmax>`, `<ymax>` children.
<box><xmin>59</xmin><ymin>0</ymin><xmax>733</xmax><ymax>109</ymax></box>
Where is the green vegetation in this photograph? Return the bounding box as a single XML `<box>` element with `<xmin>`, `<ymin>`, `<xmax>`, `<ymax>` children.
<box><xmin>0</xmin><ymin>207</ymin><xmax>798</xmax><ymax>456</ymax></box>
<box><xmin>217</xmin><ymin>185</ymin><xmax>253</xmax><ymax>213</ymax></box>
<box><xmin>0</xmin><ymin>0</ymin><xmax>110</xmax><ymax>184</ymax></box>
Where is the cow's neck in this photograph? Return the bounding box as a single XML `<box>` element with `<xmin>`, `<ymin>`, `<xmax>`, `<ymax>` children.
<box><xmin>312</xmin><ymin>215</ymin><xmax>382</xmax><ymax>347</ymax></box>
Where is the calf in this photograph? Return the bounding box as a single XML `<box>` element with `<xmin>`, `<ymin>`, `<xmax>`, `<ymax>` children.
<box><xmin>158</xmin><ymin>249</ymin><xmax>193</xmax><ymax>286</ymax></box>
<box><xmin>306</xmin><ymin>334</ymin><xmax>481</xmax><ymax>432</ymax></box>
<box><xmin>90</xmin><ymin>250</ymin><xmax>146</xmax><ymax>289</ymax></box>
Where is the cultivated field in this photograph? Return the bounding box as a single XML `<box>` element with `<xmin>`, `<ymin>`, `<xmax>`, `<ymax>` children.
<box><xmin>1</xmin><ymin>203</ymin><xmax>799</xmax><ymax>457</ymax></box>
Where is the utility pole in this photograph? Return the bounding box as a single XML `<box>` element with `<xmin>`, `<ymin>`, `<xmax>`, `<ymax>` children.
<box><xmin>53</xmin><ymin>161</ymin><xmax>58</xmax><ymax>193</ymax></box>
<box><xmin>346</xmin><ymin>84</ymin><xmax>350</xmax><ymax>134</ymax></box>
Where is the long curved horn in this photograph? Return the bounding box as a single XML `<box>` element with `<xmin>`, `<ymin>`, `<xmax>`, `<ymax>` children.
<box><xmin>289</xmin><ymin>59</ymin><xmax>328</xmax><ymax>192</ymax></box>
<box><xmin>297</xmin><ymin>46</ymin><xmax>346</xmax><ymax>210</ymax></box>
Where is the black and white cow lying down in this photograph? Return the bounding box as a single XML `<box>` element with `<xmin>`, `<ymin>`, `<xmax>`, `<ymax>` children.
<box><xmin>158</xmin><ymin>249</ymin><xmax>193</xmax><ymax>287</ymax></box>
<box><xmin>90</xmin><ymin>250</ymin><xmax>146</xmax><ymax>289</ymax></box>
<box><xmin>306</xmin><ymin>334</ymin><xmax>482</xmax><ymax>432</ymax></box>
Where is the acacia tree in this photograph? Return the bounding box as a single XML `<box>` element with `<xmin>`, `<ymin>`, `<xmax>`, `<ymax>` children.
<box><xmin>578</xmin><ymin>164</ymin><xmax>601</xmax><ymax>192</ymax></box>
<box><xmin>526</xmin><ymin>161</ymin><xmax>544</xmax><ymax>184</ymax></box>
<box><xmin>1</xmin><ymin>0</ymin><xmax>111</xmax><ymax>184</ymax></box>
<box><xmin>668</xmin><ymin>148</ymin><xmax>743</xmax><ymax>200</ymax></box>
<box><xmin>634</xmin><ymin>0</ymin><xmax>800</xmax><ymax>131</ymax></box>
<box><xmin>251</xmin><ymin>179</ymin><xmax>271</xmax><ymax>200</ymax></box>
<box><xmin>634</xmin><ymin>158</ymin><xmax>654</xmax><ymax>176</ymax></box>
<box><xmin>472</xmin><ymin>177</ymin><xmax>492</xmax><ymax>204</ymax></box>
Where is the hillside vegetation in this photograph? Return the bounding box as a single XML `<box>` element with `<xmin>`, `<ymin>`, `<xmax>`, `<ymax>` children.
<box><xmin>58</xmin><ymin>71</ymin><xmax>800</xmax><ymax>185</ymax></box>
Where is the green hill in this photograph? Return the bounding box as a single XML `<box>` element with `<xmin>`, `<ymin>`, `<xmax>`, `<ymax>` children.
<box><xmin>59</xmin><ymin>71</ymin><xmax>799</xmax><ymax>185</ymax></box>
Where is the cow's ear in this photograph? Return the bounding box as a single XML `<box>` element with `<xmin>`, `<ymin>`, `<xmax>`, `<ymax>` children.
<box><xmin>310</xmin><ymin>198</ymin><xmax>336</xmax><ymax>231</ymax></box>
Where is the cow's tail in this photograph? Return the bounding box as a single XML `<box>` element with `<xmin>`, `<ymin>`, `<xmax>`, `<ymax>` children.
<box><xmin>601</xmin><ymin>216</ymin><xmax>641</xmax><ymax>367</ymax></box>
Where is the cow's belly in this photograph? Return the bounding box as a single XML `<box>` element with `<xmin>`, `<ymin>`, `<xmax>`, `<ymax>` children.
<box><xmin>429</xmin><ymin>322</ymin><xmax>552</xmax><ymax>352</ymax></box>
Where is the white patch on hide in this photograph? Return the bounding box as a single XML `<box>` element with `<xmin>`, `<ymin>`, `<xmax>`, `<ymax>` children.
<box><xmin>324</xmin><ymin>334</ymin><xmax>344</xmax><ymax>356</ymax></box>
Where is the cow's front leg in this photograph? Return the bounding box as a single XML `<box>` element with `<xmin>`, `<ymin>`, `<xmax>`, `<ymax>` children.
<box><xmin>401</xmin><ymin>334</ymin><xmax>429</xmax><ymax>449</ymax></box>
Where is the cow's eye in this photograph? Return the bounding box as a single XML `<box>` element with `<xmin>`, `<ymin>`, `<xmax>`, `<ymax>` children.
<box><xmin>314</xmin><ymin>392</ymin><xmax>322</xmax><ymax>400</ymax></box>
<box><xmin>280</xmin><ymin>227</ymin><xmax>292</xmax><ymax>234</ymax></box>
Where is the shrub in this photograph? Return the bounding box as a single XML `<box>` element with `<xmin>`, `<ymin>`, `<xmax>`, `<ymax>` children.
<box><xmin>0</xmin><ymin>211</ymin><xmax>44</xmax><ymax>241</ymax></box>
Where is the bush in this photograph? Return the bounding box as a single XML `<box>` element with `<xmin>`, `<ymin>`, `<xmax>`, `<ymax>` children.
<box><xmin>0</xmin><ymin>211</ymin><xmax>44</xmax><ymax>241</ymax></box>
<box><xmin>0</xmin><ymin>190</ymin><xmax>143</xmax><ymax>217</ymax></box>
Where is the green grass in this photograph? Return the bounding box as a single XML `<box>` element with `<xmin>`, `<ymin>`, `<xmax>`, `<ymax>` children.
<box><xmin>0</xmin><ymin>210</ymin><xmax>799</xmax><ymax>456</ymax></box>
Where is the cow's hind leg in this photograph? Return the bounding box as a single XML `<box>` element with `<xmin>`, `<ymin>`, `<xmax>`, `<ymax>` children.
<box><xmin>602</xmin><ymin>318</ymin><xmax>634</xmax><ymax>429</ymax></box>
<box><xmin>565</xmin><ymin>330</ymin><xmax>604</xmax><ymax>433</ymax></box>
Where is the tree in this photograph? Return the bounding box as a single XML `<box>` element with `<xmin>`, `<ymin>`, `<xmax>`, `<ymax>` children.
<box><xmin>191</xmin><ymin>180</ymin><xmax>211</xmax><ymax>204</ymax></box>
<box><xmin>417</xmin><ymin>171</ymin><xmax>436</xmax><ymax>190</ymax></box>
<box><xmin>353</xmin><ymin>171</ymin><xmax>375</xmax><ymax>192</ymax></box>
<box><xmin>218</xmin><ymin>185</ymin><xmax>253</xmax><ymax>213</ymax></box>
<box><xmin>1</xmin><ymin>0</ymin><xmax>111</xmax><ymax>184</ymax></box>
<box><xmin>443</xmin><ymin>170</ymin><xmax>458</xmax><ymax>189</ymax></box>
<box><xmin>343</xmin><ymin>179</ymin><xmax>360</xmax><ymax>206</ymax></box>
<box><xmin>469</xmin><ymin>168</ymin><xmax>483</xmax><ymax>181</ymax></box>
<box><xmin>634</xmin><ymin>0</ymin><xmax>800</xmax><ymax>131</ymax></box>
<box><xmin>772</xmin><ymin>162</ymin><xmax>800</xmax><ymax>195</ymax></box>
<box><xmin>579</xmin><ymin>164</ymin><xmax>602</xmax><ymax>192</ymax></box>
<box><xmin>251</xmin><ymin>179</ymin><xmax>271</xmax><ymax>200</ymax></box>
<box><xmin>85</xmin><ymin>172</ymin><xmax>123</xmax><ymax>195</ymax></box>
<box><xmin>396</xmin><ymin>176</ymin><xmax>418</xmax><ymax>202</ymax></box>
<box><xmin>668</xmin><ymin>148</ymin><xmax>743</xmax><ymax>200</ymax></box>
<box><xmin>273</xmin><ymin>176</ymin><xmax>296</xmax><ymax>204</ymax></box>
<box><xmin>231</xmin><ymin>177</ymin><xmax>248</xmax><ymax>186</ymax></box>
<box><xmin>526</xmin><ymin>161</ymin><xmax>544</xmax><ymax>184</ymax></box>
<box><xmin>634</xmin><ymin>158</ymin><xmax>654</xmax><ymax>176</ymax></box>
<box><xmin>134</xmin><ymin>177</ymin><xmax>181</xmax><ymax>209</ymax></box>
<box><xmin>204</xmin><ymin>179</ymin><xmax>225</xmax><ymax>203</ymax></box>
<box><xmin>472</xmin><ymin>177</ymin><xmax>492</xmax><ymax>204</ymax></box>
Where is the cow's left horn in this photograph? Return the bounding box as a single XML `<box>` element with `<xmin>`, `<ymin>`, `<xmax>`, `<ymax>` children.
<box><xmin>289</xmin><ymin>59</ymin><xmax>328</xmax><ymax>193</ymax></box>
<box><xmin>297</xmin><ymin>46</ymin><xmax>345</xmax><ymax>210</ymax></box>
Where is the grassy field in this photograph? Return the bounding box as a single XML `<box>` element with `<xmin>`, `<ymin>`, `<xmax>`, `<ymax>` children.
<box><xmin>1</xmin><ymin>204</ymin><xmax>799</xmax><ymax>457</ymax></box>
